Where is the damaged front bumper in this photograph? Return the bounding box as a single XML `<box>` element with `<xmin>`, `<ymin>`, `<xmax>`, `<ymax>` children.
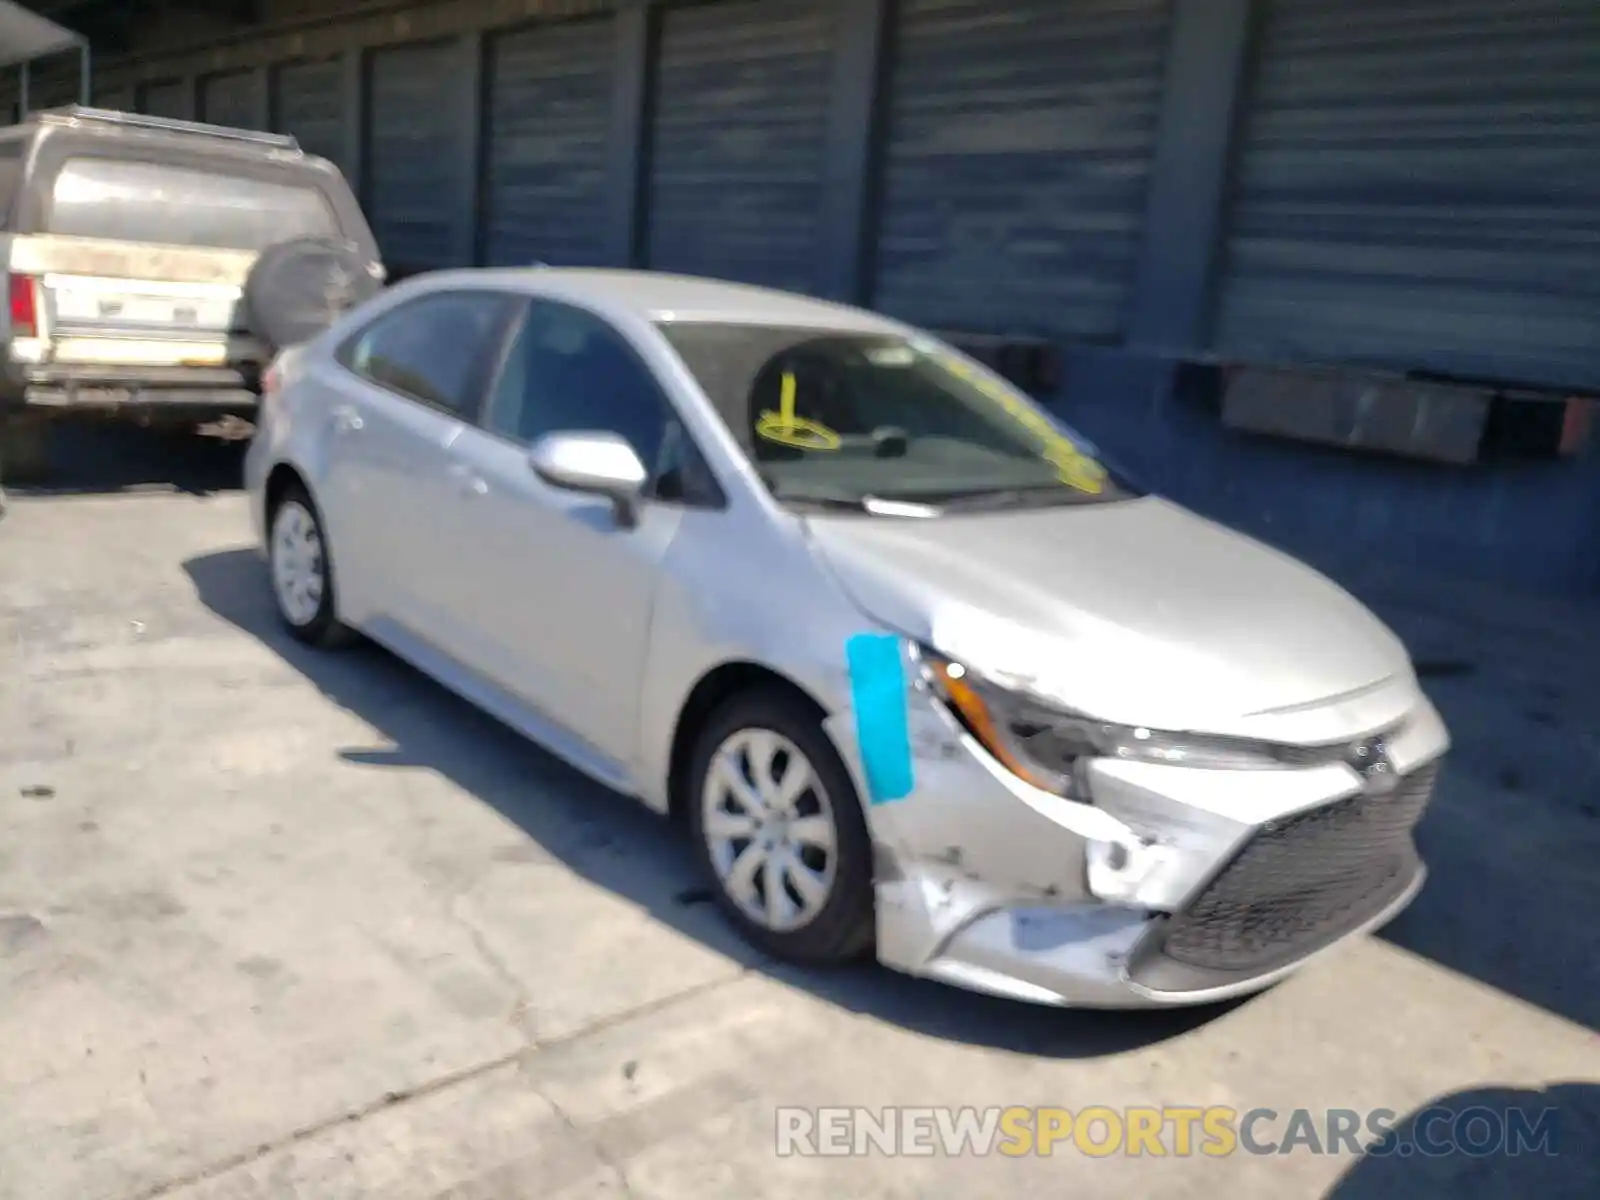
<box><xmin>823</xmin><ymin>668</ymin><xmax>1450</xmax><ymax>1008</ymax></box>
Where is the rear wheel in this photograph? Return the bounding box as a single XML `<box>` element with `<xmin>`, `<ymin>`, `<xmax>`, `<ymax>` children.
<box><xmin>687</xmin><ymin>689</ymin><xmax>875</xmax><ymax>964</ymax></box>
<box><xmin>268</xmin><ymin>483</ymin><xmax>354</xmax><ymax>648</ymax></box>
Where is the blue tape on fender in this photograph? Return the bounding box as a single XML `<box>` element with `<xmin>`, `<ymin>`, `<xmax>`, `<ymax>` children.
<box><xmin>846</xmin><ymin>633</ymin><xmax>914</xmax><ymax>804</ymax></box>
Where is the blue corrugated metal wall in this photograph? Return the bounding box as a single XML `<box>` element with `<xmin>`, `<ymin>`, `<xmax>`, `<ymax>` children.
<box><xmin>872</xmin><ymin>0</ymin><xmax>1173</xmax><ymax>339</ymax></box>
<box><xmin>198</xmin><ymin>70</ymin><xmax>257</xmax><ymax>128</ymax></box>
<box><xmin>365</xmin><ymin>40</ymin><xmax>458</xmax><ymax>270</ymax></box>
<box><xmin>136</xmin><ymin>79</ymin><xmax>187</xmax><ymax>118</ymax></box>
<box><xmin>41</xmin><ymin>0</ymin><xmax>1600</xmax><ymax>592</ymax></box>
<box><xmin>1080</xmin><ymin>0</ymin><xmax>1600</xmax><ymax>595</ymax></box>
<box><xmin>273</xmin><ymin>59</ymin><xmax>346</xmax><ymax>168</ymax></box>
<box><xmin>644</xmin><ymin>0</ymin><xmax>836</xmax><ymax>292</ymax></box>
<box><xmin>1215</xmin><ymin>0</ymin><xmax>1600</xmax><ymax>393</ymax></box>
<box><xmin>95</xmin><ymin>83</ymin><xmax>134</xmax><ymax>111</ymax></box>
<box><xmin>483</xmin><ymin>17</ymin><xmax>616</xmax><ymax>268</ymax></box>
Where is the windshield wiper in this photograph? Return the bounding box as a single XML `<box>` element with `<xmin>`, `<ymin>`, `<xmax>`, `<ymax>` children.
<box><xmin>779</xmin><ymin>493</ymin><xmax>874</xmax><ymax>512</ymax></box>
<box><xmin>768</xmin><ymin>483</ymin><xmax>941</xmax><ymax>516</ymax></box>
<box><xmin>764</xmin><ymin>478</ymin><xmax>872</xmax><ymax>510</ymax></box>
<box><xmin>930</xmin><ymin>484</ymin><xmax>1097</xmax><ymax>512</ymax></box>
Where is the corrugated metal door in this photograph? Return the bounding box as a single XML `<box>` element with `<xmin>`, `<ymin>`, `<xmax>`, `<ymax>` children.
<box><xmin>645</xmin><ymin>0</ymin><xmax>835</xmax><ymax>292</ymax></box>
<box><xmin>96</xmin><ymin>84</ymin><xmax>135</xmax><ymax>112</ymax></box>
<box><xmin>138</xmin><ymin>79</ymin><xmax>188</xmax><ymax>118</ymax></box>
<box><xmin>199</xmin><ymin>70</ymin><xmax>258</xmax><ymax>129</ymax></box>
<box><xmin>1215</xmin><ymin>0</ymin><xmax>1600</xmax><ymax>392</ymax></box>
<box><xmin>872</xmin><ymin>0</ymin><xmax>1173</xmax><ymax>339</ymax></box>
<box><xmin>483</xmin><ymin>18</ymin><xmax>614</xmax><ymax>267</ymax></box>
<box><xmin>366</xmin><ymin>41</ymin><xmax>458</xmax><ymax>270</ymax></box>
<box><xmin>274</xmin><ymin>59</ymin><xmax>344</xmax><ymax>167</ymax></box>
<box><xmin>30</xmin><ymin>73</ymin><xmax>78</xmax><ymax>110</ymax></box>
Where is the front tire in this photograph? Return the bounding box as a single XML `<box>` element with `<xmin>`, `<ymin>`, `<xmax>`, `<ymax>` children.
<box><xmin>268</xmin><ymin>483</ymin><xmax>353</xmax><ymax>648</ymax></box>
<box><xmin>687</xmin><ymin>689</ymin><xmax>875</xmax><ymax>964</ymax></box>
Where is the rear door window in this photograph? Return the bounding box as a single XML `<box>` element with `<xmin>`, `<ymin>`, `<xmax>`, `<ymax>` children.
<box><xmin>44</xmin><ymin>157</ymin><xmax>338</xmax><ymax>250</ymax></box>
<box><xmin>341</xmin><ymin>291</ymin><xmax>517</xmax><ymax>417</ymax></box>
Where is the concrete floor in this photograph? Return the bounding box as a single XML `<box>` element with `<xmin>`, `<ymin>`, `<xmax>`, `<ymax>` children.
<box><xmin>1</xmin><ymin>434</ymin><xmax>1596</xmax><ymax>1199</ymax></box>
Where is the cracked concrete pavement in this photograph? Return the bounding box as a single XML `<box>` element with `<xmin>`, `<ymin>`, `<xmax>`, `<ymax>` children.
<box><xmin>1</xmin><ymin>450</ymin><xmax>1596</xmax><ymax>1199</ymax></box>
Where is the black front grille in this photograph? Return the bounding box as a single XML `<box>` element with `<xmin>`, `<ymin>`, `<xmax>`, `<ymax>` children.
<box><xmin>1155</xmin><ymin>762</ymin><xmax>1440</xmax><ymax>975</ymax></box>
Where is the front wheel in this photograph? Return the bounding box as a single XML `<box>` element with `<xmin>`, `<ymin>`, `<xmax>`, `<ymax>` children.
<box><xmin>268</xmin><ymin>483</ymin><xmax>354</xmax><ymax>648</ymax></box>
<box><xmin>687</xmin><ymin>689</ymin><xmax>875</xmax><ymax>964</ymax></box>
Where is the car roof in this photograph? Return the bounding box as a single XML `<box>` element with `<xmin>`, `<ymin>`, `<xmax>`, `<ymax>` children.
<box><xmin>416</xmin><ymin>267</ymin><xmax>908</xmax><ymax>334</ymax></box>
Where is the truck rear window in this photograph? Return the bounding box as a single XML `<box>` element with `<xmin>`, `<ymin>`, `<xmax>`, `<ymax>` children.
<box><xmin>45</xmin><ymin>157</ymin><xmax>338</xmax><ymax>251</ymax></box>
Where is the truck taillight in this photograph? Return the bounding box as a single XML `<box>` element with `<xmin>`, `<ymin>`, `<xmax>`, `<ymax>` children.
<box><xmin>7</xmin><ymin>274</ymin><xmax>39</xmax><ymax>338</ymax></box>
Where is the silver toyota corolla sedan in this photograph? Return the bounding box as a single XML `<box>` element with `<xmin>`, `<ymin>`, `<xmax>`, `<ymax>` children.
<box><xmin>244</xmin><ymin>268</ymin><xmax>1450</xmax><ymax>1008</ymax></box>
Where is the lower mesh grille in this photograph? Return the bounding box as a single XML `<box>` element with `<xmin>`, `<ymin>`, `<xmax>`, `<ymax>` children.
<box><xmin>1157</xmin><ymin>762</ymin><xmax>1440</xmax><ymax>974</ymax></box>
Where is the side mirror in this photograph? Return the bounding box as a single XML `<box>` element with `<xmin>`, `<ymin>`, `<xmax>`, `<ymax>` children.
<box><xmin>528</xmin><ymin>431</ymin><xmax>648</xmax><ymax>525</ymax></box>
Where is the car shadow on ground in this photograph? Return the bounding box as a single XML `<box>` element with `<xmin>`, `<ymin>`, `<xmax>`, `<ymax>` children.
<box><xmin>1321</xmin><ymin>1081</ymin><xmax>1599</xmax><ymax>1199</ymax></box>
<box><xmin>3</xmin><ymin>420</ymin><xmax>247</xmax><ymax>499</ymax></box>
<box><xmin>183</xmin><ymin>547</ymin><xmax>1247</xmax><ymax>1061</ymax></box>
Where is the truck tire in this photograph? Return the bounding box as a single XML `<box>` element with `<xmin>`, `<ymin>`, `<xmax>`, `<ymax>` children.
<box><xmin>243</xmin><ymin>237</ymin><xmax>383</xmax><ymax>352</ymax></box>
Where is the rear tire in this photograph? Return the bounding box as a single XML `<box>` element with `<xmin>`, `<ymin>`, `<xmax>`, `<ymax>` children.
<box><xmin>267</xmin><ymin>482</ymin><xmax>355</xmax><ymax>648</ymax></box>
<box><xmin>687</xmin><ymin>688</ymin><xmax>875</xmax><ymax>965</ymax></box>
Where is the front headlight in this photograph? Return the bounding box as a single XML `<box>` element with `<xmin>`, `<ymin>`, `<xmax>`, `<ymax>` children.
<box><xmin>916</xmin><ymin>647</ymin><xmax>1293</xmax><ymax>795</ymax></box>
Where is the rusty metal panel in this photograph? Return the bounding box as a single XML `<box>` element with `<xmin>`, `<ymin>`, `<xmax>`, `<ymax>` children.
<box><xmin>483</xmin><ymin>17</ymin><xmax>614</xmax><ymax>267</ymax></box>
<box><xmin>273</xmin><ymin>58</ymin><xmax>344</xmax><ymax>167</ymax></box>
<box><xmin>644</xmin><ymin>0</ymin><xmax>835</xmax><ymax>293</ymax></box>
<box><xmin>872</xmin><ymin>0</ymin><xmax>1173</xmax><ymax>340</ymax></box>
<box><xmin>1222</xmin><ymin>365</ymin><xmax>1493</xmax><ymax>464</ymax></box>
<box><xmin>1215</xmin><ymin>0</ymin><xmax>1600</xmax><ymax>393</ymax></box>
<box><xmin>366</xmin><ymin>39</ymin><xmax>457</xmax><ymax>270</ymax></box>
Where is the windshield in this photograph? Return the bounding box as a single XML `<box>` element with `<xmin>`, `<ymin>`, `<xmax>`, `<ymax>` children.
<box><xmin>657</xmin><ymin>322</ymin><xmax>1138</xmax><ymax>511</ymax></box>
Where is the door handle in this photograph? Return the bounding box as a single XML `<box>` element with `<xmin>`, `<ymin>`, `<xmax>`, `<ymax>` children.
<box><xmin>332</xmin><ymin>405</ymin><xmax>364</xmax><ymax>433</ymax></box>
<box><xmin>448</xmin><ymin>462</ymin><xmax>489</xmax><ymax>497</ymax></box>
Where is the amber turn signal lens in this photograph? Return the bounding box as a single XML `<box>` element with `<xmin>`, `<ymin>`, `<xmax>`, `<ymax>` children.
<box><xmin>928</xmin><ymin>658</ymin><xmax>1061</xmax><ymax>793</ymax></box>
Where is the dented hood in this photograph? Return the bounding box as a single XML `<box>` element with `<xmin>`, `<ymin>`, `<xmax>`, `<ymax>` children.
<box><xmin>804</xmin><ymin>496</ymin><xmax>1413</xmax><ymax>734</ymax></box>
